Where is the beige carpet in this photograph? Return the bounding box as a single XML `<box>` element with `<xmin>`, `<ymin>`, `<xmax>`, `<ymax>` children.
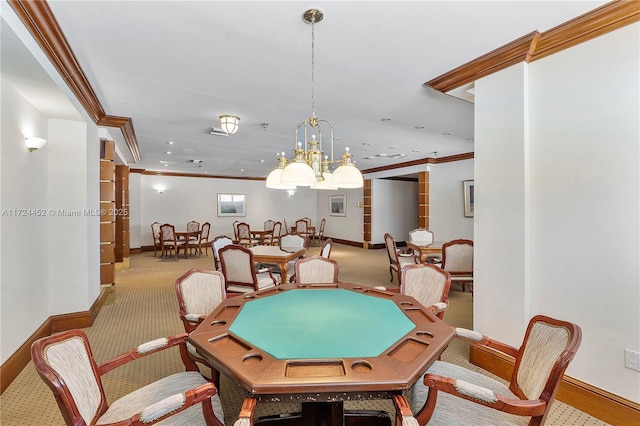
<box><xmin>0</xmin><ymin>243</ymin><xmax>608</xmax><ymax>425</ymax></box>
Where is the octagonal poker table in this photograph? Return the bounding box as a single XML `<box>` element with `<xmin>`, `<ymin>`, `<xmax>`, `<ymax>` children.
<box><xmin>189</xmin><ymin>282</ymin><xmax>455</xmax><ymax>425</ymax></box>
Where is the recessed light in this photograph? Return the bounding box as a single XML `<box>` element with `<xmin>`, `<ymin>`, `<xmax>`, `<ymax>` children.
<box><xmin>442</xmin><ymin>132</ymin><xmax>453</xmax><ymax>136</ymax></box>
<box><xmin>414</xmin><ymin>126</ymin><xmax>425</xmax><ymax>130</ymax></box>
<box><xmin>363</xmin><ymin>156</ymin><xmax>376</xmax><ymax>160</ymax></box>
<box><xmin>380</xmin><ymin>117</ymin><xmax>392</xmax><ymax>122</ymax></box>
<box><xmin>164</xmin><ymin>164</ymin><xmax>168</xmax><ymax>167</ymax></box>
<box><xmin>376</xmin><ymin>153</ymin><xmax>388</xmax><ymax>157</ymax></box>
<box><xmin>166</xmin><ymin>151</ymin><xmax>172</xmax><ymax>154</ymax></box>
<box><xmin>388</xmin><ymin>146</ymin><xmax>397</xmax><ymax>150</ymax></box>
<box><xmin>361</xmin><ymin>142</ymin><xmax>371</xmax><ymax>146</ymax></box>
<box><xmin>260</xmin><ymin>159</ymin><xmax>265</xmax><ymax>163</ymax></box>
<box><xmin>167</xmin><ymin>141</ymin><xmax>175</xmax><ymax>145</ymax></box>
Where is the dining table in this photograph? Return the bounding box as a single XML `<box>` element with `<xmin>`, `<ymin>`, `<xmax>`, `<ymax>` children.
<box><xmin>189</xmin><ymin>282</ymin><xmax>455</xmax><ymax>426</ymax></box>
<box><xmin>406</xmin><ymin>240</ymin><xmax>444</xmax><ymax>263</ymax></box>
<box><xmin>249</xmin><ymin>245</ymin><xmax>305</xmax><ymax>283</ymax></box>
<box><xmin>250</xmin><ymin>229</ymin><xmax>271</xmax><ymax>244</ymax></box>
<box><xmin>175</xmin><ymin>230</ymin><xmax>200</xmax><ymax>258</ymax></box>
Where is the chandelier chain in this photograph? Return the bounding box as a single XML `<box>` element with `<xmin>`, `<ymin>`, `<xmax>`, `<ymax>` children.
<box><xmin>311</xmin><ymin>18</ymin><xmax>316</xmax><ymax>118</ymax></box>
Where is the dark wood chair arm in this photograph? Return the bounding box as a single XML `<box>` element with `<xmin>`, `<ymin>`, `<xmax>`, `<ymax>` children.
<box><xmin>98</xmin><ymin>333</ymin><xmax>191</xmax><ymax>375</ymax></box>
<box><xmin>423</xmin><ymin>373</ymin><xmax>547</xmax><ymax>417</ymax></box>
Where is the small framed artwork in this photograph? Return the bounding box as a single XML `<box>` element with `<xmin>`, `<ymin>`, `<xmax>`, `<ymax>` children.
<box><xmin>463</xmin><ymin>180</ymin><xmax>474</xmax><ymax>217</ymax></box>
<box><xmin>217</xmin><ymin>193</ymin><xmax>246</xmax><ymax>217</ymax></box>
<box><xmin>329</xmin><ymin>194</ymin><xmax>346</xmax><ymax>217</ymax></box>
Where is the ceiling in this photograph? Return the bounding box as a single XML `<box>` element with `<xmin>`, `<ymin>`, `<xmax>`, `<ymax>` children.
<box><xmin>5</xmin><ymin>1</ymin><xmax>607</xmax><ymax>178</ymax></box>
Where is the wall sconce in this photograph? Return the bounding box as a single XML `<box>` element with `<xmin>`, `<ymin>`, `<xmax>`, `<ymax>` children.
<box><xmin>287</xmin><ymin>189</ymin><xmax>296</xmax><ymax>197</ymax></box>
<box><xmin>219</xmin><ymin>115</ymin><xmax>240</xmax><ymax>135</ymax></box>
<box><xmin>156</xmin><ymin>188</ymin><xmax>166</xmax><ymax>194</ymax></box>
<box><xmin>25</xmin><ymin>136</ymin><xmax>47</xmax><ymax>152</ymax></box>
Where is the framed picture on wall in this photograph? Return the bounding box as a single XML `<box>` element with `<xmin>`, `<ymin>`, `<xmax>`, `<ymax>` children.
<box><xmin>463</xmin><ymin>180</ymin><xmax>474</xmax><ymax>217</ymax></box>
<box><xmin>217</xmin><ymin>193</ymin><xmax>246</xmax><ymax>217</ymax></box>
<box><xmin>329</xmin><ymin>195</ymin><xmax>346</xmax><ymax>217</ymax></box>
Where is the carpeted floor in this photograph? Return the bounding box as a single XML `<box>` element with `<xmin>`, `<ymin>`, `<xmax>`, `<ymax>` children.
<box><xmin>0</xmin><ymin>243</ymin><xmax>608</xmax><ymax>425</ymax></box>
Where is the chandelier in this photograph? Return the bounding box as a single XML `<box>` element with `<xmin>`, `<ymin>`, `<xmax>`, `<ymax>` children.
<box><xmin>266</xmin><ymin>9</ymin><xmax>363</xmax><ymax>190</ymax></box>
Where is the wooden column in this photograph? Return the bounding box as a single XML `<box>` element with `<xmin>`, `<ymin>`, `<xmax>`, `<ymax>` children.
<box><xmin>115</xmin><ymin>165</ymin><xmax>130</xmax><ymax>270</ymax></box>
<box><xmin>100</xmin><ymin>140</ymin><xmax>116</xmax><ymax>285</ymax></box>
<box><xmin>418</xmin><ymin>171</ymin><xmax>429</xmax><ymax>229</ymax></box>
<box><xmin>363</xmin><ymin>179</ymin><xmax>372</xmax><ymax>249</ymax></box>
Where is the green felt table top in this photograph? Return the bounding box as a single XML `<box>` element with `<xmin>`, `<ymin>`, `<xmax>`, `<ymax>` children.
<box><xmin>228</xmin><ymin>288</ymin><xmax>416</xmax><ymax>359</ymax></box>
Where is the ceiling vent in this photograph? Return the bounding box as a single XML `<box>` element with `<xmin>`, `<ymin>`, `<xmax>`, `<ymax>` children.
<box><xmin>210</xmin><ymin>127</ymin><xmax>229</xmax><ymax>136</ymax></box>
<box><xmin>188</xmin><ymin>159</ymin><xmax>203</xmax><ymax>164</ymax></box>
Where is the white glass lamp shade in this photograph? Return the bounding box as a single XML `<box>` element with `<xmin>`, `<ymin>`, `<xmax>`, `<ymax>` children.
<box><xmin>219</xmin><ymin>115</ymin><xmax>240</xmax><ymax>135</ymax></box>
<box><xmin>331</xmin><ymin>164</ymin><xmax>363</xmax><ymax>188</ymax></box>
<box><xmin>266</xmin><ymin>168</ymin><xmax>296</xmax><ymax>189</ymax></box>
<box><xmin>280</xmin><ymin>162</ymin><xmax>315</xmax><ymax>186</ymax></box>
<box><xmin>25</xmin><ymin>136</ymin><xmax>47</xmax><ymax>151</ymax></box>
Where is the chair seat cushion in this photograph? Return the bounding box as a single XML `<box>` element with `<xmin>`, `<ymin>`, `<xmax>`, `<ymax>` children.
<box><xmin>97</xmin><ymin>371</ymin><xmax>224</xmax><ymax>425</ymax></box>
<box><xmin>411</xmin><ymin>361</ymin><xmax>528</xmax><ymax>426</ymax></box>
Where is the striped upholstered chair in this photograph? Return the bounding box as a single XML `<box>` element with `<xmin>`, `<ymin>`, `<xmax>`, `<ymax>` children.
<box><xmin>31</xmin><ymin>329</ymin><xmax>257</xmax><ymax>425</ymax></box>
<box><xmin>400</xmin><ymin>264</ymin><xmax>451</xmax><ymax>320</ymax></box>
<box><xmin>293</xmin><ymin>255</ymin><xmax>339</xmax><ymax>284</ymax></box>
<box><xmin>394</xmin><ymin>315</ymin><xmax>582</xmax><ymax>426</ymax></box>
<box><xmin>219</xmin><ymin>245</ymin><xmax>278</xmax><ymax>294</ymax></box>
<box><xmin>175</xmin><ymin>268</ymin><xmax>226</xmax><ymax>386</ymax></box>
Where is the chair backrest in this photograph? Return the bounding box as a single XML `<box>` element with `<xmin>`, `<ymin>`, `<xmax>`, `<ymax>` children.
<box><xmin>384</xmin><ymin>233</ymin><xmax>400</xmax><ymax>266</ymax></box>
<box><xmin>219</xmin><ymin>245</ymin><xmax>259</xmax><ymax>290</ymax></box>
<box><xmin>31</xmin><ymin>329</ymin><xmax>106</xmax><ymax>425</ymax></box>
<box><xmin>232</xmin><ymin>221</ymin><xmax>240</xmax><ymax>239</ymax></box>
<box><xmin>320</xmin><ymin>238</ymin><xmax>333</xmax><ymax>258</ymax></box>
<box><xmin>294</xmin><ymin>256</ymin><xmax>339</xmax><ymax>284</ymax></box>
<box><xmin>160</xmin><ymin>223</ymin><xmax>176</xmax><ymax>242</ymax></box>
<box><xmin>175</xmin><ymin>269</ymin><xmax>226</xmax><ymax>332</ymax></box>
<box><xmin>272</xmin><ymin>221</ymin><xmax>282</xmax><ymax>238</ymax></box>
<box><xmin>295</xmin><ymin>219</ymin><xmax>308</xmax><ymax>233</ymax></box>
<box><xmin>280</xmin><ymin>233</ymin><xmax>306</xmax><ymax>249</ymax></box>
<box><xmin>200</xmin><ymin>222</ymin><xmax>211</xmax><ymax>239</ymax></box>
<box><xmin>441</xmin><ymin>239</ymin><xmax>473</xmax><ymax>273</ymax></box>
<box><xmin>236</xmin><ymin>222</ymin><xmax>251</xmax><ymax>240</ymax></box>
<box><xmin>303</xmin><ymin>217</ymin><xmax>312</xmax><ymax>226</ymax></box>
<box><xmin>511</xmin><ymin>316</ymin><xmax>582</xmax><ymax>409</ymax></box>
<box><xmin>264</xmin><ymin>220</ymin><xmax>275</xmax><ymax>231</ymax></box>
<box><xmin>187</xmin><ymin>221</ymin><xmax>200</xmax><ymax>233</ymax></box>
<box><xmin>318</xmin><ymin>218</ymin><xmax>326</xmax><ymax>237</ymax></box>
<box><xmin>400</xmin><ymin>264</ymin><xmax>451</xmax><ymax>312</ymax></box>
<box><xmin>211</xmin><ymin>235</ymin><xmax>234</xmax><ymax>269</ymax></box>
<box><xmin>408</xmin><ymin>228</ymin><xmax>434</xmax><ymax>245</ymax></box>
<box><xmin>151</xmin><ymin>221</ymin><xmax>161</xmax><ymax>241</ymax></box>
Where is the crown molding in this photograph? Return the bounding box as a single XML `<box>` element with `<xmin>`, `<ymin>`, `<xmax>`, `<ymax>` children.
<box><xmin>426</xmin><ymin>0</ymin><xmax>640</xmax><ymax>93</ymax></box>
<box><xmin>9</xmin><ymin>0</ymin><xmax>141</xmax><ymax>163</ymax></box>
<box><xmin>140</xmin><ymin>170</ymin><xmax>266</xmax><ymax>181</ymax></box>
<box><xmin>361</xmin><ymin>152</ymin><xmax>474</xmax><ymax>175</ymax></box>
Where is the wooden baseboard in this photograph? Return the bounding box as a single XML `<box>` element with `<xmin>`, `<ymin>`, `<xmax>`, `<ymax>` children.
<box><xmin>469</xmin><ymin>344</ymin><xmax>640</xmax><ymax>425</ymax></box>
<box><xmin>325</xmin><ymin>237</ymin><xmax>363</xmax><ymax>248</ymax></box>
<box><xmin>130</xmin><ymin>247</ymin><xmax>142</xmax><ymax>254</ymax></box>
<box><xmin>0</xmin><ymin>287</ymin><xmax>111</xmax><ymax>394</ymax></box>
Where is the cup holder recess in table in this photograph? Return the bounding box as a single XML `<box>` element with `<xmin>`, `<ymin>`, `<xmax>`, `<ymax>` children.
<box><xmin>243</xmin><ymin>294</ymin><xmax>256</xmax><ymax>300</ymax></box>
<box><xmin>351</xmin><ymin>360</ymin><xmax>373</xmax><ymax>373</ymax></box>
<box><xmin>210</xmin><ymin>320</ymin><xmax>227</xmax><ymax>326</ymax></box>
<box><xmin>242</xmin><ymin>353</ymin><xmax>263</xmax><ymax>365</ymax></box>
<box><xmin>400</xmin><ymin>301</ymin><xmax>414</xmax><ymax>306</ymax></box>
<box><xmin>416</xmin><ymin>331</ymin><xmax>434</xmax><ymax>339</ymax></box>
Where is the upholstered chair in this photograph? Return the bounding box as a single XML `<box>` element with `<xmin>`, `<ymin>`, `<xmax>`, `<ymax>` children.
<box><xmin>319</xmin><ymin>238</ymin><xmax>333</xmax><ymax>259</ymax></box>
<box><xmin>175</xmin><ymin>269</ymin><xmax>226</xmax><ymax>386</ymax></box>
<box><xmin>211</xmin><ymin>235</ymin><xmax>234</xmax><ymax>270</ymax></box>
<box><xmin>264</xmin><ymin>221</ymin><xmax>282</xmax><ymax>246</ymax></box>
<box><xmin>400</xmin><ymin>264</ymin><xmax>451</xmax><ymax>319</ymax></box>
<box><xmin>160</xmin><ymin>223</ymin><xmax>185</xmax><ymax>259</ymax></box>
<box><xmin>294</xmin><ymin>255</ymin><xmax>339</xmax><ymax>284</ymax></box>
<box><xmin>384</xmin><ymin>233</ymin><xmax>417</xmax><ymax>286</ymax></box>
<box><xmin>197</xmin><ymin>222</ymin><xmax>211</xmax><ymax>255</ymax></box>
<box><xmin>313</xmin><ymin>218</ymin><xmax>326</xmax><ymax>246</ymax></box>
<box><xmin>277</xmin><ymin>233</ymin><xmax>307</xmax><ymax>282</ymax></box>
<box><xmin>397</xmin><ymin>315</ymin><xmax>582</xmax><ymax>426</ymax></box>
<box><xmin>408</xmin><ymin>227</ymin><xmax>440</xmax><ymax>263</ymax></box>
<box><xmin>219</xmin><ymin>245</ymin><xmax>278</xmax><ymax>294</ymax></box>
<box><xmin>441</xmin><ymin>239</ymin><xmax>474</xmax><ymax>292</ymax></box>
<box><xmin>151</xmin><ymin>222</ymin><xmax>161</xmax><ymax>257</ymax></box>
<box><xmin>30</xmin><ymin>329</ymin><xmax>260</xmax><ymax>426</ymax></box>
<box><xmin>235</xmin><ymin>222</ymin><xmax>258</xmax><ymax>247</ymax></box>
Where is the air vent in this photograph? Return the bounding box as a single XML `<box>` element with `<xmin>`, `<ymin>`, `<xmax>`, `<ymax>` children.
<box><xmin>210</xmin><ymin>127</ymin><xmax>229</xmax><ymax>136</ymax></box>
<box><xmin>188</xmin><ymin>159</ymin><xmax>203</xmax><ymax>164</ymax></box>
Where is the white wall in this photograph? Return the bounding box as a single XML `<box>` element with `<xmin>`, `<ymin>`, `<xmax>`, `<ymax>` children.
<box><xmin>371</xmin><ymin>179</ymin><xmax>419</xmax><ymax>245</ymax></box>
<box><xmin>316</xmin><ymin>188</ymin><xmax>365</xmax><ymax>243</ymax></box>
<box><xmin>134</xmin><ymin>175</ymin><xmax>318</xmax><ymax>247</ymax></box>
<box><xmin>474</xmin><ymin>24</ymin><xmax>640</xmax><ymax>402</ymax></box>
<box><xmin>429</xmin><ymin>160</ymin><xmax>474</xmax><ymax>242</ymax></box>
<box><xmin>0</xmin><ymin>83</ymin><xmax>99</xmax><ymax>364</ymax></box>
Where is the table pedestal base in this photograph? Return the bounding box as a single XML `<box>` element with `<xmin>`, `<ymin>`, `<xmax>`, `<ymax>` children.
<box><xmin>255</xmin><ymin>403</ymin><xmax>391</xmax><ymax>426</ymax></box>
